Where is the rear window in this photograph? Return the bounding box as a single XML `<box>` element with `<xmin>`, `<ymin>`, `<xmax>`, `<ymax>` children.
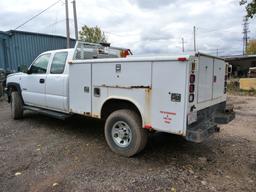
<box><xmin>50</xmin><ymin>52</ymin><xmax>68</xmax><ymax>74</ymax></box>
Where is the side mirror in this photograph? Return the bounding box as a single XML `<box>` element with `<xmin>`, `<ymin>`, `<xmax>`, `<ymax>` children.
<box><xmin>27</xmin><ymin>68</ymin><xmax>32</xmax><ymax>74</ymax></box>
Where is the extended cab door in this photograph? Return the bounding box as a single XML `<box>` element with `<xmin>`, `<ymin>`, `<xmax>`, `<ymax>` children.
<box><xmin>21</xmin><ymin>53</ymin><xmax>51</xmax><ymax>107</ymax></box>
<box><xmin>45</xmin><ymin>51</ymin><xmax>69</xmax><ymax>112</ymax></box>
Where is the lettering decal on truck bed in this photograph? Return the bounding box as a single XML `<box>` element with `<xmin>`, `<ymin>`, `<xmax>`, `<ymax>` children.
<box><xmin>160</xmin><ymin>111</ymin><xmax>176</xmax><ymax>124</ymax></box>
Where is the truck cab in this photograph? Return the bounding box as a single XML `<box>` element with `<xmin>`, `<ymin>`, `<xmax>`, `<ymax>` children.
<box><xmin>7</xmin><ymin>49</ymin><xmax>73</xmax><ymax>113</ymax></box>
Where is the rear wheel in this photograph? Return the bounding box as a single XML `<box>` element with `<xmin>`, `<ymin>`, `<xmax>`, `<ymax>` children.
<box><xmin>104</xmin><ymin>109</ymin><xmax>148</xmax><ymax>157</ymax></box>
<box><xmin>11</xmin><ymin>91</ymin><xmax>23</xmax><ymax>120</ymax></box>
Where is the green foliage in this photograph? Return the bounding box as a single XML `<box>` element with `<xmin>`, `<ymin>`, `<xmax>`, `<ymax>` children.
<box><xmin>79</xmin><ymin>25</ymin><xmax>107</xmax><ymax>43</ymax></box>
<box><xmin>246</xmin><ymin>39</ymin><xmax>256</xmax><ymax>55</ymax></box>
<box><xmin>240</xmin><ymin>0</ymin><xmax>256</xmax><ymax>18</ymax></box>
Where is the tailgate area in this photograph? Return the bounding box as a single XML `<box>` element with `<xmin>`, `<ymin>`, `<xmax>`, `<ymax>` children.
<box><xmin>197</xmin><ymin>54</ymin><xmax>226</xmax><ymax>103</ymax></box>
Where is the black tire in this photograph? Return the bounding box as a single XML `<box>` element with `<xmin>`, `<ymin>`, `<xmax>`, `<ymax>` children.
<box><xmin>104</xmin><ymin>109</ymin><xmax>148</xmax><ymax>157</ymax></box>
<box><xmin>11</xmin><ymin>91</ymin><xmax>23</xmax><ymax>120</ymax></box>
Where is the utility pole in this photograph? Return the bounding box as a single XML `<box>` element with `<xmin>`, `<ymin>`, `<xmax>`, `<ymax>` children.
<box><xmin>242</xmin><ymin>16</ymin><xmax>250</xmax><ymax>55</ymax></box>
<box><xmin>181</xmin><ymin>37</ymin><xmax>185</xmax><ymax>52</ymax></box>
<box><xmin>72</xmin><ymin>0</ymin><xmax>79</xmax><ymax>41</ymax></box>
<box><xmin>216</xmin><ymin>48</ymin><xmax>219</xmax><ymax>56</ymax></box>
<box><xmin>65</xmin><ymin>0</ymin><xmax>70</xmax><ymax>48</ymax></box>
<box><xmin>193</xmin><ymin>26</ymin><xmax>197</xmax><ymax>52</ymax></box>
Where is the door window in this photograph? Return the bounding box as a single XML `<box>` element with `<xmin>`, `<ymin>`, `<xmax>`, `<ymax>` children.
<box><xmin>50</xmin><ymin>52</ymin><xmax>68</xmax><ymax>74</ymax></box>
<box><xmin>30</xmin><ymin>54</ymin><xmax>51</xmax><ymax>74</ymax></box>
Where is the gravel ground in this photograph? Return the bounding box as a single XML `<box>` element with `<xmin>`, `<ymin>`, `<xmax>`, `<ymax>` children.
<box><xmin>0</xmin><ymin>96</ymin><xmax>255</xmax><ymax>192</ymax></box>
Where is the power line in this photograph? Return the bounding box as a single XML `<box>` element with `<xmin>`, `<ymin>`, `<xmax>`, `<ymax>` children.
<box><xmin>14</xmin><ymin>0</ymin><xmax>62</xmax><ymax>30</ymax></box>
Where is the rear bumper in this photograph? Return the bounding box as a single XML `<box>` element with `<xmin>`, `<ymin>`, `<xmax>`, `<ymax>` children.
<box><xmin>214</xmin><ymin>111</ymin><xmax>235</xmax><ymax>124</ymax></box>
<box><xmin>186</xmin><ymin>102</ymin><xmax>235</xmax><ymax>143</ymax></box>
<box><xmin>186</xmin><ymin>120</ymin><xmax>218</xmax><ymax>143</ymax></box>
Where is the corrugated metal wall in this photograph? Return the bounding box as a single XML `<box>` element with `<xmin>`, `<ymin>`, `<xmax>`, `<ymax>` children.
<box><xmin>0</xmin><ymin>30</ymin><xmax>76</xmax><ymax>71</ymax></box>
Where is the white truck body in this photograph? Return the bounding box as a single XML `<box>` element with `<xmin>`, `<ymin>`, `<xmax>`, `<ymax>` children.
<box><xmin>6</xmin><ymin>41</ymin><xmax>235</xmax><ymax>156</ymax></box>
<box><xmin>69</xmin><ymin>54</ymin><xmax>226</xmax><ymax>136</ymax></box>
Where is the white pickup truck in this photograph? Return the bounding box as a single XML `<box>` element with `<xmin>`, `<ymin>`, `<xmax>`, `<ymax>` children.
<box><xmin>6</xmin><ymin>41</ymin><xmax>235</xmax><ymax>157</ymax></box>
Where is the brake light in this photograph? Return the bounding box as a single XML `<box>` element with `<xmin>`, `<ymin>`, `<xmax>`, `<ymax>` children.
<box><xmin>189</xmin><ymin>84</ymin><xmax>195</xmax><ymax>93</ymax></box>
<box><xmin>178</xmin><ymin>57</ymin><xmax>187</xmax><ymax>61</ymax></box>
<box><xmin>224</xmin><ymin>64</ymin><xmax>228</xmax><ymax>94</ymax></box>
<box><xmin>190</xmin><ymin>74</ymin><xmax>195</xmax><ymax>83</ymax></box>
<box><xmin>189</xmin><ymin>61</ymin><xmax>196</xmax><ymax>103</ymax></box>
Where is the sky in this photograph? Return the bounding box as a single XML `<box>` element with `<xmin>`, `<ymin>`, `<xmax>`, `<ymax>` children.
<box><xmin>0</xmin><ymin>0</ymin><xmax>255</xmax><ymax>56</ymax></box>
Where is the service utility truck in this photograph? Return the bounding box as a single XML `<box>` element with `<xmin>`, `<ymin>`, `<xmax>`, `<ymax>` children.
<box><xmin>6</xmin><ymin>41</ymin><xmax>235</xmax><ymax>157</ymax></box>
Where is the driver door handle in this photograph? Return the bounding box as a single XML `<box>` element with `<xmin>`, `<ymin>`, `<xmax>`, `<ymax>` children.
<box><xmin>39</xmin><ymin>79</ymin><xmax>45</xmax><ymax>84</ymax></box>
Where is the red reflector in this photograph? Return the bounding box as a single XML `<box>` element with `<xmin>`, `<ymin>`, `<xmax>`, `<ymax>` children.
<box><xmin>190</xmin><ymin>74</ymin><xmax>195</xmax><ymax>83</ymax></box>
<box><xmin>144</xmin><ymin>124</ymin><xmax>152</xmax><ymax>129</ymax></box>
<box><xmin>178</xmin><ymin>57</ymin><xmax>187</xmax><ymax>61</ymax></box>
<box><xmin>189</xmin><ymin>84</ymin><xmax>195</xmax><ymax>93</ymax></box>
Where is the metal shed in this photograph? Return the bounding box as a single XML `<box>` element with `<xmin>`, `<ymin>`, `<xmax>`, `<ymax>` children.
<box><xmin>0</xmin><ymin>30</ymin><xmax>76</xmax><ymax>71</ymax></box>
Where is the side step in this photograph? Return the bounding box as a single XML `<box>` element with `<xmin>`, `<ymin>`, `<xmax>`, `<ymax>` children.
<box><xmin>23</xmin><ymin>106</ymin><xmax>71</xmax><ymax>120</ymax></box>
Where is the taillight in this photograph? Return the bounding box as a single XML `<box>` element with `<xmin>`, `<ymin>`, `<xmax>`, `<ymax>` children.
<box><xmin>189</xmin><ymin>61</ymin><xmax>196</xmax><ymax>103</ymax></box>
<box><xmin>190</xmin><ymin>74</ymin><xmax>195</xmax><ymax>83</ymax></box>
<box><xmin>224</xmin><ymin>64</ymin><xmax>228</xmax><ymax>94</ymax></box>
<box><xmin>189</xmin><ymin>84</ymin><xmax>195</xmax><ymax>93</ymax></box>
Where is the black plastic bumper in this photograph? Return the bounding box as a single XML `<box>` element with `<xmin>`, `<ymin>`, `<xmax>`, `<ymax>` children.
<box><xmin>214</xmin><ymin>111</ymin><xmax>235</xmax><ymax>124</ymax></box>
<box><xmin>186</xmin><ymin>120</ymin><xmax>218</xmax><ymax>143</ymax></box>
<box><xmin>185</xmin><ymin>102</ymin><xmax>235</xmax><ymax>143</ymax></box>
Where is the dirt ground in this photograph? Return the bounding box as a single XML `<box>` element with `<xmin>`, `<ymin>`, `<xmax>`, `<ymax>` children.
<box><xmin>0</xmin><ymin>96</ymin><xmax>255</xmax><ymax>192</ymax></box>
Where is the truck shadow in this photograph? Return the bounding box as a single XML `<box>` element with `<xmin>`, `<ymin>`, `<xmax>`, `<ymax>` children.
<box><xmin>23</xmin><ymin>111</ymin><xmax>219</xmax><ymax>164</ymax></box>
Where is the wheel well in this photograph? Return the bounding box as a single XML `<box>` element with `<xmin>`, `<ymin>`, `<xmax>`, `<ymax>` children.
<box><xmin>7</xmin><ymin>83</ymin><xmax>23</xmax><ymax>103</ymax></box>
<box><xmin>8</xmin><ymin>85</ymin><xmax>18</xmax><ymax>92</ymax></box>
<box><xmin>101</xmin><ymin>99</ymin><xmax>142</xmax><ymax>123</ymax></box>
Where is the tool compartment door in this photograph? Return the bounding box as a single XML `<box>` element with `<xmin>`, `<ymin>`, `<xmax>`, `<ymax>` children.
<box><xmin>69</xmin><ymin>63</ymin><xmax>91</xmax><ymax>114</ymax></box>
<box><xmin>151</xmin><ymin>61</ymin><xmax>187</xmax><ymax>134</ymax></box>
<box><xmin>213</xmin><ymin>59</ymin><xmax>225</xmax><ymax>99</ymax></box>
<box><xmin>197</xmin><ymin>56</ymin><xmax>214</xmax><ymax>103</ymax></box>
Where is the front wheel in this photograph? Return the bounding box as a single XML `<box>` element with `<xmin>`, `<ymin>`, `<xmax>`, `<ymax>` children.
<box><xmin>104</xmin><ymin>109</ymin><xmax>148</xmax><ymax>157</ymax></box>
<box><xmin>11</xmin><ymin>91</ymin><xmax>23</xmax><ymax>120</ymax></box>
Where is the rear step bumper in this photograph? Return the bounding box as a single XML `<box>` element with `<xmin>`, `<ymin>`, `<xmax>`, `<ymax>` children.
<box><xmin>214</xmin><ymin>111</ymin><xmax>235</xmax><ymax>124</ymax></box>
<box><xmin>186</xmin><ymin>120</ymin><xmax>218</xmax><ymax>143</ymax></box>
<box><xmin>214</xmin><ymin>104</ymin><xmax>235</xmax><ymax>124</ymax></box>
<box><xmin>185</xmin><ymin>102</ymin><xmax>235</xmax><ymax>143</ymax></box>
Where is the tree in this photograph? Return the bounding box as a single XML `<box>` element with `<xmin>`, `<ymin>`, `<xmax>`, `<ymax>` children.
<box><xmin>240</xmin><ymin>0</ymin><xmax>256</xmax><ymax>18</ymax></box>
<box><xmin>79</xmin><ymin>25</ymin><xmax>107</xmax><ymax>43</ymax></box>
<box><xmin>246</xmin><ymin>39</ymin><xmax>256</xmax><ymax>55</ymax></box>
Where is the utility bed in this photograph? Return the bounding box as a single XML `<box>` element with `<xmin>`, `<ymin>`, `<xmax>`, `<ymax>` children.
<box><xmin>69</xmin><ymin>42</ymin><xmax>234</xmax><ymax>141</ymax></box>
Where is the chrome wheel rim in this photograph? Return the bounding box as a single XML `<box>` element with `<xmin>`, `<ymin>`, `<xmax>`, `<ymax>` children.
<box><xmin>111</xmin><ymin>121</ymin><xmax>132</xmax><ymax>148</ymax></box>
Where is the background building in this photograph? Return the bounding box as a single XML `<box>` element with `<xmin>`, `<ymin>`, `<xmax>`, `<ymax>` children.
<box><xmin>224</xmin><ymin>55</ymin><xmax>256</xmax><ymax>77</ymax></box>
<box><xmin>0</xmin><ymin>30</ymin><xmax>75</xmax><ymax>72</ymax></box>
